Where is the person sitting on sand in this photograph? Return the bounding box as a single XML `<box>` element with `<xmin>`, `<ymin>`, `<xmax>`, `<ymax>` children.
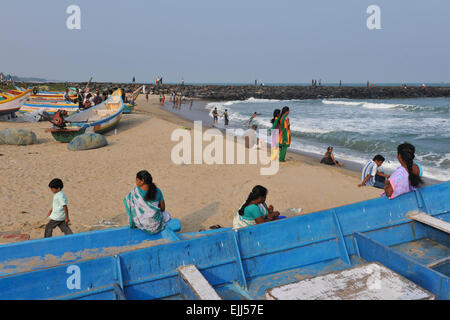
<box><xmin>383</xmin><ymin>142</ymin><xmax>424</xmax><ymax>200</ymax></box>
<box><xmin>233</xmin><ymin>185</ymin><xmax>281</xmax><ymax>229</ymax></box>
<box><xmin>359</xmin><ymin>155</ymin><xmax>389</xmax><ymax>189</ymax></box>
<box><xmin>320</xmin><ymin>146</ymin><xmax>344</xmax><ymax>167</ymax></box>
<box><xmin>123</xmin><ymin>170</ymin><xmax>180</xmax><ymax>235</ymax></box>
<box><xmin>44</xmin><ymin>178</ymin><xmax>73</xmax><ymax>238</ymax></box>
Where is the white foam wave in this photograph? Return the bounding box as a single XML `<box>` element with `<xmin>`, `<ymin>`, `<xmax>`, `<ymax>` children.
<box><xmin>322</xmin><ymin>100</ymin><xmax>362</xmax><ymax>106</ymax></box>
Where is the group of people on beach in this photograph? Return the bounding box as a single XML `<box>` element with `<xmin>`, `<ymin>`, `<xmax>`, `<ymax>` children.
<box><xmin>43</xmin><ymin>95</ymin><xmax>425</xmax><ymax>238</ymax></box>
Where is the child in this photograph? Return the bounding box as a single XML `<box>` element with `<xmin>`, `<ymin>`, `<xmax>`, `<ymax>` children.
<box><xmin>44</xmin><ymin>178</ymin><xmax>73</xmax><ymax>238</ymax></box>
<box><xmin>359</xmin><ymin>155</ymin><xmax>389</xmax><ymax>189</ymax></box>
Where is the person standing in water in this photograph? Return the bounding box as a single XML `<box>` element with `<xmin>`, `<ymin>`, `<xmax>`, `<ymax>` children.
<box><xmin>212</xmin><ymin>107</ymin><xmax>219</xmax><ymax>126</ymax></box>
<box><xmin>278</xmin><ymin>106</ymin><xmax>291</xmax><ymax>162</ymax></box>
<box><xmin>248</xmin><ymin>112</ymin><xmax>261</xmax><ymax>125</ymax></box>
<box><xmin>269</xmin><ymin>109</ymin><xmax>281</xmax><ymax>161</ymax></box>
<box><xmin>222</xmin><ymin>109</ymin><xmax>229</xmax><ymax>127</ymax></box>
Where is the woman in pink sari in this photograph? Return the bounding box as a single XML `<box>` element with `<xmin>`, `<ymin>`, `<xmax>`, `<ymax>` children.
<box><xmin>384</xmin><ymin>142</ymin><xmax>424</xmax><ymax>199</ymax></box>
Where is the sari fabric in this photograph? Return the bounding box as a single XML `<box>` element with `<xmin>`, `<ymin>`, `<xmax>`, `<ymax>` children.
<box><xmin>279</xmin><ymin>114</ymin><xmax>291</xmax><ymax>147</ymax></box>
<box><xmin>124</xmin><ymin>187</ymin><xmax>165</xmax><ymax>234</ymax></box>
<box><xmin>386</xmin><ymin>166</ymin><xmax>416</xmax><ymax>199</ymax></box>
<box><xmin>233</xmin><ymin>203</ymin><xmax>269</xmax><ymax>229</ymax></box>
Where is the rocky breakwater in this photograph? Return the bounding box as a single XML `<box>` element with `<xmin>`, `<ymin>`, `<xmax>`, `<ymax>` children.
<box><xmin>17</xmin><ymin>82</ymin><xmax>450</xmax><ymax>101</ymax></box>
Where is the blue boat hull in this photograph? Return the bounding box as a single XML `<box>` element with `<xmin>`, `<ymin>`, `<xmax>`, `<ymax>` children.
<box><xmin>0</xmin><ymin>181</ymin><xmax>448</xmax><ymax>300</ymax></box>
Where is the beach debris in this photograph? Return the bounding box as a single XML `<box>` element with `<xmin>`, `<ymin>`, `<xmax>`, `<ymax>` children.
<box><xmin>67</xmin><ymin>133</ymin><xmax>108</xmax><ymax>151</ymax></box>
<box><xmin>0</xmin><ymin>128</ymin><xmax>37</xmax><ymax>145</ymax></box>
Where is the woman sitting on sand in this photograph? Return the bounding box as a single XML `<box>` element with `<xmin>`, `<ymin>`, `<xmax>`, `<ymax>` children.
<box><xmin>383</xmin><ymin>142</ymin><xmax>424</xmax><ymax>199</ymax></box>
<box><xmin>233</xmin><ymin>185</ymin><xmax>282</xmax><ymax>229</ymax></box>
<box><xmin>123</xmin><ymin>170</ymin><xmax>180</xmax><ymax>235</ymax></box>
<box><xmin>320</xmin><ymin>146</ymin><xmax>344</xmax><ymax>167</ymax></box>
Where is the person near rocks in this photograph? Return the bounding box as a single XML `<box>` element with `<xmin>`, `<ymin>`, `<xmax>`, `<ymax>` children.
<box><xmin>189</xmin><ymin>99</ymin><xmax>193</xmax><ymax>110</ymax></box>
<box><xmin>123</xmin><ymin>170</ymin><xmax>180</xmax><ymax>235</ymax></box>
<box><xmin>359</xmin><ymin>154</ymin><xmax>389</xmax><ymax>189</ymax></box>
<box><xmin>320</xmin><ymin>146</ymin><xmax>344</xmax><ymax>167</ymax></box>
<box><xmin>233</xmin><ymin>185</ymin><xmax>282</xmax><ymax>229</ymax></box>
<box><xmin>222</xmin><ymin>109</ymin><xmax>229</xmax><ymax>127</ymax></box>
<box><xmin>278</xmin><ymin>106</ymin><xmax>291</xmax><ymax>162</ymax></box>
<box><xmin>44</xmin><ymin>178</ymin><xmax>73</xmax><ymax>238</ymax></box>
<box><xmin>212</xmin><ymin>107</ymin><xmax>219</xmax><ymax>125</ymax></box>
<box><xmin>383</xmin><ymin>143</ymin><xmax>424</xmax><ymax>200</ymax></box>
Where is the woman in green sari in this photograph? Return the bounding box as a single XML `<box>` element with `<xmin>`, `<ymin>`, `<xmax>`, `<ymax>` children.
<box><xmin>279</xmin><ymin>106</ymin><xmax>291</xmax><ymax>162</ymax></box>
<box><xmin>123</xmin><ymin>170</ymin><xmax>180</xmax><ymax>235</ymax></box>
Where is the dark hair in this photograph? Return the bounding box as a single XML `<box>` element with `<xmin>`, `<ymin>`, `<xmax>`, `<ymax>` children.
<box><xmin>281</xmin><ymin>106</ymin><xmax>289</xmax><ymax>115</ymax></box>
<box><xmin>49</xmin><ymin>178</ymin><xmax>63</xmax><ymax>190</ymax></box>
<box><xmin>136</xmin><ymin>170</ymin><xmax>158</xmax><ymax>201</ymax></box>
<box><xmin>327</xmin><ymin>146</ymin><xmax>333</xmax><ymax>152</ymax></box>
<box><xmin>238</xmin><ymin>185</ymin><xmax>268</xmax><ymax>216</ymax></box>
<box><xmin>397</xmin><ymin>142</ymin><xmax>423</xmax><ymax>188</ymax></box>
<box><xmin>271</xmin><ymin>109</ymin><xmax>281</xmax><ymax>124</ymax></box>
<box><xmin>373</xmin><ymin>154</ymin><xmax>385</xmax><ymax>162</ymax></box>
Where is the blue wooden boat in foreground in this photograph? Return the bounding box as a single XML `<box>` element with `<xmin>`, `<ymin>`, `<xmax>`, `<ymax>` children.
<box><xmin>0</xmin><ymin>181</ymin><xmax>448</xmax><ymax>300</ymax></box>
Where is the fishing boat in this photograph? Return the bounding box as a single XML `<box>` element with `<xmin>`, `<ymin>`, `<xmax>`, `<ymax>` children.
<box><xmin>48</xmin><ymin>89</ymin><xmax>124</xmax><ymax>142</ymax></box>
<box><xmin>20</xmin><ymin>100</ymin><xmax>80</xmax><ymax>115</ymax></box>
<box><xmin>0</xmin><ymin>181</ymin><xmax>448</xmax><ymax>300</ymax></box>
<box><xmin>0</xmin><ymin>88</ymin><xmax>32</xmax><ymax>116</ymax></box>
<box><xmin>123</xmin><ymin>85</ymin><xmax>143</xmax><ymax>114</ymax></box>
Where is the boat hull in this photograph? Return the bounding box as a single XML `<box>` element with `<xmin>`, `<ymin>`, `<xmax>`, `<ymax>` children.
<box><xmin>0</xmin><ymin>181</ymin><xmax>448</xmax><ymax>300</ymax></box>
<box><xmin>0</xmin><ymin>90</ymin><xmax>32</xmax><ymax>115</ymax></box>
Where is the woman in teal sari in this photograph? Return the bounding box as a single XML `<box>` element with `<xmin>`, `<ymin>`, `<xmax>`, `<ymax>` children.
<box><xmin>123</xmin><ymin>170</ymin><xmax>180</xmax><ymax>235</ymax></box>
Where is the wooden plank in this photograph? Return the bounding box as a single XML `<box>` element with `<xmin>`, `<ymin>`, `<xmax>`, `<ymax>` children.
<box><xmin>265</xmin><ymin>263</ymin><xmax>434</xmax><ymax>300</ymax></box>
<box><xmin>411</xmin><ymin>212</ymin><xmax>450</xmax><ymax>234</ymax></box>
<box><xmin>177</xmin><ymin>265</ymin><xmax>222</xmax><ymax>300</ymax></box>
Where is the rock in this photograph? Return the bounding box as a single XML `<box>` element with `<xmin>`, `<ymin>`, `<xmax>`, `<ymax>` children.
<box><xmin>67</xmin><ymin>133</ymin><xmax>108</xmax><ymax>151</ymax></box>
<box><xmin>0</xmin><ymin>128</ymin><xmax>37</xmax><ymax>145</ymax></box>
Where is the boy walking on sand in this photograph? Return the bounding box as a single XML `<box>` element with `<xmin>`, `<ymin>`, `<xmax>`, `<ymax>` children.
<box><xmin>44</xmin><ymin>178</ymin><xmax>73</xmax><ymax>238</ymax></box>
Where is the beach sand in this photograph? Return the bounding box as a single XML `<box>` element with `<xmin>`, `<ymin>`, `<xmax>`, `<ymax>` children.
<box><xmin>0</xmin><ymin>95</ymin><xmax>381</xmax><ymax>241</ymax></box>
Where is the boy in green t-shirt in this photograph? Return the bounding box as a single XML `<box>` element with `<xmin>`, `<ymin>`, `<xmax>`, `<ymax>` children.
<box><xmin>44</xmin><ymin>178</ymin><xmax>73</xmax><ymax>238</ymax></box>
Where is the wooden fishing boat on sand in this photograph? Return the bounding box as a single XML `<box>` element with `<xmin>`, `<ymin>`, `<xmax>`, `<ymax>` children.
<box><xmin>0</xmin><ymin>89</ymin><xmax>32</xmax><ymax>116</ymax></box>
<box><xmin>0</xmin><ymin>181</ymin><xmax>448</xmax><ymax>300</ymax></box>
<box><xmin>48</xmin><ymin>89</ymin><xmax>124</xmax><ymax>142</ymax></box>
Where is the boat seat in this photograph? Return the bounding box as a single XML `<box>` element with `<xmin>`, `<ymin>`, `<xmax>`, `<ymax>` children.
<box><xmin>264</xmin><ymin>263</ymin><xmax>434</xmax><ymax>300</ymax></box>
<box><xmin>95</xmin><ymin>110</ymin><xmax>114</xmax><ymax>117</ymax></box>
<box><xmin>176</xmin><ymin>265</ymin><xmax>222</xmax><ymax>300</ymax></box>
<box><xmin>410</xmin><ymin>212</ymin><xmax>450</xmax><ymax>234</ymax></box>
<box><xmin>106</xmin><ymin>102</ymin><xmax>120</xmax><ymax>110</ymax></box>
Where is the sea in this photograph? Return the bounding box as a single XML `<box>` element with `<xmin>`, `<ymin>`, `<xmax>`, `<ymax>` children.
<box><xmin>166</xmin><ymin>96</ymin><xmax>450</xmax><ymax>182</ymax></box>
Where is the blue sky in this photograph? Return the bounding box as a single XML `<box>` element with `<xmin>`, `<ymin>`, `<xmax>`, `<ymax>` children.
<box><xmin>1</xmin><ymin>0</ymin><xmax>449</xmax><ymax>83</ymax></box>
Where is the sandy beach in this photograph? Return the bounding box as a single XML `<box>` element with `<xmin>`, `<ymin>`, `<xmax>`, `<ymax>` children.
<box><xmin>0</xmin><ymin>95</ymin><xmax>381</xmax><ymax>241</ymax></box>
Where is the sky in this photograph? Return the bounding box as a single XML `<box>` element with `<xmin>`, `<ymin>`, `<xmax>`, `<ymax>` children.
<box><xmin>1</xmin><ymin>0</ymin><xmax>449</xmax><ymax>84</ymax></box>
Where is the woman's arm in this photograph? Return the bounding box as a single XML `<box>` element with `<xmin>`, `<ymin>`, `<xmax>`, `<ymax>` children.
<box><xmin>159</xmin><ymin>200</ymin><xmax>166</xmax><ymax>212</ymax></box>
<box><xmin>384</xmin><ymin>180</ymin><xmax>393</xmax><ymax>198</ymax></box>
